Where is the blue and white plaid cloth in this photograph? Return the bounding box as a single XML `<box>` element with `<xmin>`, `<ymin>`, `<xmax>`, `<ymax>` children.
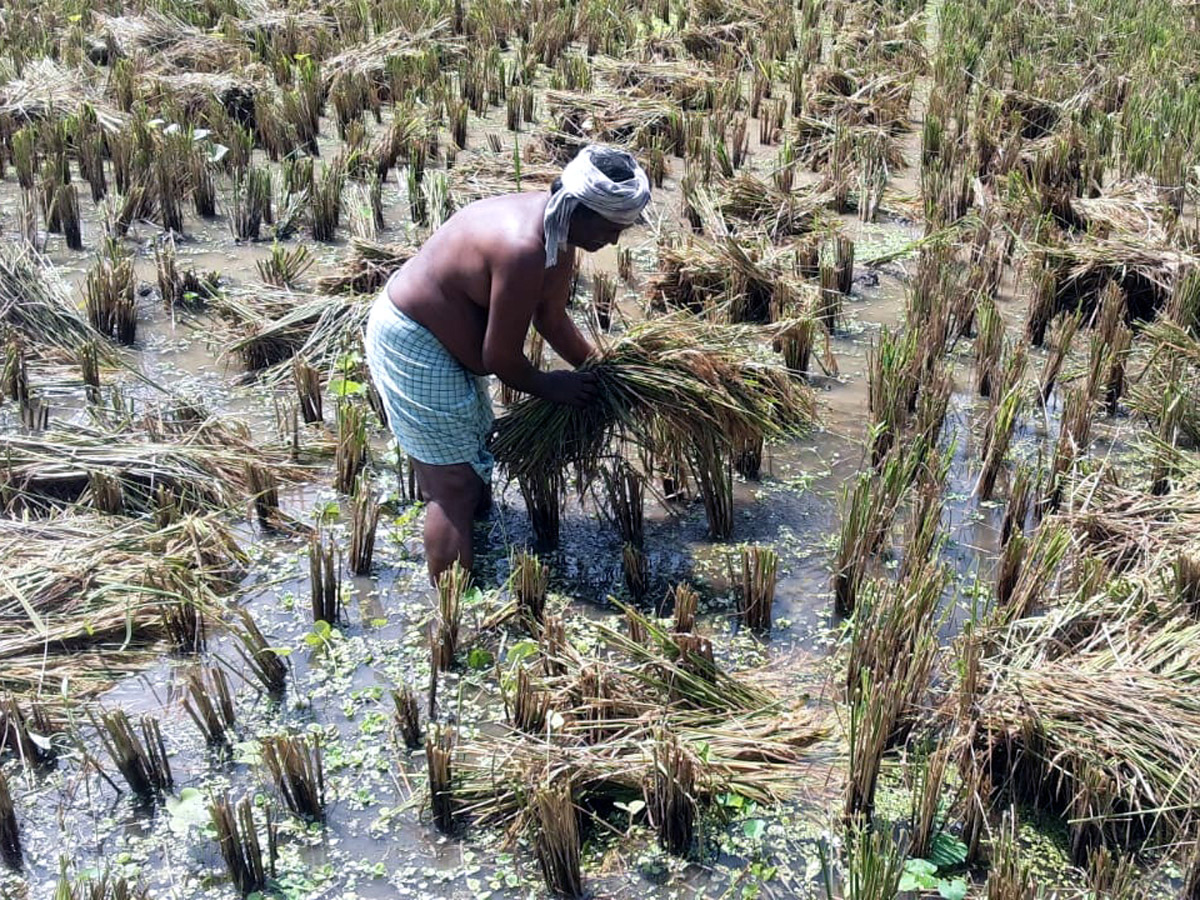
<box><xmin>364</xmin><ymin>289</ymin><xmax>494</xmax><ymax>484</ymax></box>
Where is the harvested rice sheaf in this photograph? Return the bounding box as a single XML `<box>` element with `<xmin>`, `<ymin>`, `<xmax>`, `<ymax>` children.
<box><xmin>491</xmin><ymin>316</ymin><xmax>815</xmax><ymax>483</ymax></box>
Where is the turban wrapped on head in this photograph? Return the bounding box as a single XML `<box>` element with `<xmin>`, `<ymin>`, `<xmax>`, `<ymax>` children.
<box><xmin>543</xmin><ymin>145</ymin><xmax>652</xmax><ymax>268</ymax></box>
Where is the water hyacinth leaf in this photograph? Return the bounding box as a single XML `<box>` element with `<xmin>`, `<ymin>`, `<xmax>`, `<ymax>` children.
<box><xmin>329</xmin><ymin>377</ymin><xmax>366</xmax><ymax>397</ymax></box>
<box><xmin>742</xmin><ymin>818</ymin><xmax>767</xmax><ymax>840</ymax></box>
<box><xmin>939</xmin><ymin>878</ymin><xmax>968</xmax><ymax>900</ymax></box>
<box><xmin>506</xmin><ymin>640</ymin><xmax>539</xmax><ymax>663</ymax></box>
<box><xmin>166</xmin><ymin>787</ymin><xmax>209</xmax><ymax>835</ymax></box>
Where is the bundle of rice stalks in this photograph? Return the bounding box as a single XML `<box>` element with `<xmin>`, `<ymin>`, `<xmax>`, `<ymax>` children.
<box><xmin>805</xmin><ymin>67</ymin><xmax>913</xmax><ymax>135</ymax></box>
<box><xmin>317</xmin><ymin>237</ymin><xmax>418</xmax><ymax>295</ymax></box>
<box><xmin>215</xmin><ymin>291</ymin><xmax>372</xmax><ymax>380</ymax></box>
<box><xmin>965</xmin><ymin>600</ymin><xmax>1200</xmax><ymax>854</ymax></box>
<box><xmin>532</xmin><ymin>780</ymin><xmax>583</xmax><ymax>898</ymax></box>
<box><xmin>453</xmin><ymin>604</ymin><xmax>826</xmax><ymax>831</ymax></box>
<box><xmin>0</xmin><ymin>514</ymin><xmax>243</xmax><ymax>699</ymax></box>
<box><xmin>538</xmin><ymin>90</ymin><xmax>678</xmax><ymax>163</ymax></box>
<box><xmin>0</xmin><ymin>419</ymin><xmax>308</xmax><ymax>515</ymax></box>
<box><xmin>0</xmin><ymin>244</ymin><xmax>111</xmax><ymax>362</ymax></box>
<box><xmin>449</xmin><ymin>151</ymin><xmax>562</xmax><ymax>202</ymax></box>
<box><xmin>0</xmin><ymin>59</ymin><xmax>123</xmax><ymax>130</ymax></box>
<box><xmin>392</xmin><ymin>683</ymin><xmax>422</xmax><ymax>750</ymax></box>
<box><xmin>96</xmin><ymin>13</ymin><xmax>240</xmax><ymax>74</ymax></box>
<box><xmin>651</xmin><ymin>235</ymin><xmax>803</xmax><ymax>323</ymax></box>
<box><xmin>322</xmin><ymin>23</ymin><xmax>462</xmax><ymax>98</ymax></box>
<box><xmin>716</xmin><ymin>174</ymin><xmax>832</xmax><ymax>239</ymax></box>
<box><xmin>491</xmin><ymin>316</ymin><xmax>814</xmax><ymax>485</ymax></box>
<box><xmin>140</xmin><ymin>72</ymin><xmax>264</xmax><ymax>126</ymax></box>
<box><xmin>231</xmin><ymin>608</ymin><xmax>287</xmax><ymax>699</ymax></box>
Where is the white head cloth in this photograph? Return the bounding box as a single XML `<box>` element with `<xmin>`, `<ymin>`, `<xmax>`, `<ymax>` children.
<box><xmin>543</xmin><ymin>145</ymin><xmax>651</xmax><ymax>268</ymax></box>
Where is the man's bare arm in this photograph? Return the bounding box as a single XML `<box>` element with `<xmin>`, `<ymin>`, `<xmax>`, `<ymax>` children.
<box><xmin>533</xmin><ymin>305</ymin><xmax>595</xmax><ymax>368</ymax></box>
<box><xmin>483</xmin><ymin>254</ymin><xmax>598</xmax><ymax>407</ymax></box>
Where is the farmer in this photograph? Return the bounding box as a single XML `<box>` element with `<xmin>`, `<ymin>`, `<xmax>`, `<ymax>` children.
<box><xmin>365</xmin><ymin>144</ymin><xmax>651</xmax><ymax>583</ymax></box>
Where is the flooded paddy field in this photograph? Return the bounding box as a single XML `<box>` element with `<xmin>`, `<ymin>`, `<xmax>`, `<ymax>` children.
<box><xmin>2</xmin><ymin>0</ymin><xmax>1200</xmax><ymax>897</ymax></box>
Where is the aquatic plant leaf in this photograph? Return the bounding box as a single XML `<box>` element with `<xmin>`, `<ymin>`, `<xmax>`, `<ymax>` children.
<box><xmin>929</xmin><ymin>833</ymin><xmax>968</xmax><ymax>868</ymax></box>
<box><xmin>938</xmin><ymin>878</ymin><xmax>968</xmax><ymax>900</ymax></box>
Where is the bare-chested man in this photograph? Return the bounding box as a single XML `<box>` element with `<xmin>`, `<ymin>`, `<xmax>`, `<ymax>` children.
<box><xmin>364</xmin><ymin>145</ymin><xmax>651</xmax><ymax>583</ymax></box>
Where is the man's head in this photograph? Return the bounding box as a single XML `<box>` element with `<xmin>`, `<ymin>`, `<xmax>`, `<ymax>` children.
<box><xmin>542</xmin><ymin>145</ymin><xmax>652</xmax><ymax>268</ymax></box>
<box><xmin>551</xmin><ymin>153</ymin><xmax>643</xmax><ymax>252</ymax></box>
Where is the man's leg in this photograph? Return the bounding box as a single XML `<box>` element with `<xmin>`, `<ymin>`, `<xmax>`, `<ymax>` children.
<box><xmin>411</xmin><ymin>460</ymin><xmax>485</xmax><ymax>584</ymax></box>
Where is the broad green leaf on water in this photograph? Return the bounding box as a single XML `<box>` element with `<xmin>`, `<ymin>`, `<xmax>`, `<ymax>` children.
<box><xmin>904</xmin><ymin>859</ymin><xmax>938</xmax><ymax>877</ymax></box>
<box><xmin>939</xmin><ymin>877</ymin><xmax>968</xmax><ymax>900</ymax></box>
<box><xmin>166</xmin><ymin>788</ymin><xmax>209</xmax><ymax>835</ymax></box>
<box><xmin>192</xmin><ymin>128</ymin><xmax>211</xmax><ymax>141</ymax></box>
<box><xmin>623</xmin><ymin>799</ymin><xmax>645</xmax><ymax>816</ymax></box>
<box><xmin>462</xmin><ymin>587</ymin><xmax>484</xmax><ymax>607</ymax></box>
<box><xmin>467</xmin><ymin>647</ymin><xmax>493</xmax><ymax>670</ymax></box>
<box><xmin>899</xmin><ymin>871</ymin><xmax>939</xmax><ymax>892</ymax></box>
<box><xmin>742</xmin><ymin>819</ymin><xmax>767</xmax><ymax>840</ymax></box>
<box><xmin>929</xmin><ymin>833</ymin><xmax>969</xmax><ymax>868</ymax></box>
<box><xmin>505</xmin><ymin>640</ymin><xmax>538</xmax><ymax>663</ymax></box>
<box><xmin>329</xmin><ymin>377</ymin><xmax>366</xmax><ymax>397</ymax></box>
<box><xmin>209</xmin><ymin>143</ymin><xmax>229</xmax><ymax>163</ymax></box>
<box><xmin>370</xmin><ymin>618</ymin><xmax>389</xmax><ymax>629</ymax></box>
<box><xmin>26</xmin><ymin>732</ymin><xmax>52</xmax><ymax>751</ymax></box>
<box><xmin>548</xmin><ymin>711</ymin><xmax>565</xmax><ymax>730</ymax></box>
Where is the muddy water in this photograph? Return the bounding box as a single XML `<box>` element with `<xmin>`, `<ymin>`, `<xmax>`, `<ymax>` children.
<box><xmin>0</xmin><ymin>92</ymin><xmax>1107</xmax><ymax>899</ymax></box>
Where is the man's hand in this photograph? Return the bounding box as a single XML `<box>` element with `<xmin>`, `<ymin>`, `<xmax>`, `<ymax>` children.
<box><xmin>537</xmin><ymin>370</ymin><xmax>599</xmax><ymax>408</ymax></box>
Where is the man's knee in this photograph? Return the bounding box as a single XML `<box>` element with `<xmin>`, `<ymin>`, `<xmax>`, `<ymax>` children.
<box><xmin>415</xmin><ymin>462</ymin><xmax>484</xmax><ymax>515</ymax></box>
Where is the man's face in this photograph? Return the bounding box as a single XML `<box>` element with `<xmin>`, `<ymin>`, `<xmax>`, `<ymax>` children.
<box><xmin>568</xmin><ymin>208</ymin><xmax>629</xmax><ymax>252</ymax></box>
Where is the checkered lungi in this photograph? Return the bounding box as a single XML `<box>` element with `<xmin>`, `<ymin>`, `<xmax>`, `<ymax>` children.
<box><xmin>364</xmin><ymin>288</ymin><xmax>494</xmax><ymax>484</ymax></box>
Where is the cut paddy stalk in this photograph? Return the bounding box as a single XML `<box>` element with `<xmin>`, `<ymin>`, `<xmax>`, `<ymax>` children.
<box><xmin>601</xmin><ymin>461</ymin><xmax>644</xmax><ymax>548</ymax></box>
<box><xmin>622</xmin><ymin>543</ymin><xmax>650</xmax><ymax>602</ymax></box>
<box><xmin>392</xmin><ymin>684</ymin><xmax>422</xmax><ymax>750</ymax></box>
<box><xmin>907</xmin><ymin>741</ymin><xmax>951</xmax><ymax>861</ymax></box>
<box><xmin>182</xmin><ymin>665</ymin><xmax>237</xmax><ymax>746</ymax></box>
<box><xmin>261</xmin><ymin>733</ymin><xmax>326</xmax><ymax>820</ymax></box>
<box><xmin>334</xmin><ymin>401</ymin><xmax>368</xmax><ymax>493</ymax></box>
<box><xmin>1045</xmin><ymin>386</ymin><xmax>1094</xmax><ymax>513</ymax></box>
<box><xmin>0</xmin><ymin>696</ymin><xmax>55</xmax><ymax>766</ymax></box>
<box><xmin>292</xmin><ymin>356</ymin><xmax>324</xmax><ymax>424</ymax></box>
<box><xmin>209</xmin><ymin>794</ymin><xmax>276</xmax><ymax>897</ymax></box>
<box><xmin>434</xmin><ymin>562</ymin><xmax>468</xmax><ymax>672</ymax></box>
<box><xmin>519</xmin><ymin>468</ymin><xmax>563</xmax><ymax>550</ymax></box>
<box><xmin>975</xmin><ymin>384</ymin><xmax>1022</xmax><ymax>502</ymax></box>
<box><xmin>689</xmin><ymin>431</ymin><xmax>734</xmax><ymax>540</ymax></box>
<box><xmin>426</xmin><ymin>724</ymin><xmax>456</xmax><ymax>834</ymax></box>
<box><xmin>533</xmin><ymin>780</ymin><xmax>583</xmax><ymax>898</ymax></box>
<box><xmin>512</xmin><ymin>550</ymin><xmax>549</xmax><ymax>633</ymax></box>
<box><xmin>155</xmin><ymin>236</ymin><xmax>182</xmax><ymax>309</ymax></box>
<box><xmin>508</xmin><ymin>664</ymin><xmax>550</xmax><ymax>733</ymax></box>
<box><xmin>3</xmin><ymin>337</ymin><xmax>28</xmax><ymax>404</ymax></box>
<box><xmin>1039</xmin><ymin>312</ymin><xmax>1080</xmax><ymax>403</ymax></box>
<box><xmin>55</xmin><ymin>184</ymin><xmax>83</xmax><ymax>251</ymax></box>
<box><xmin>94</xmin><ymin>709</ymin><xmax>173</xmax><ymax>799</ymax></box>
<box><xmin>670</xmin><ymin>583</ymin><xmax>698</xmax><ymax>633</ymax></box>
<box><xmin>84</xmin><ymin>244</ymin><xmax>137</xmax><ymax>345</ymax></box>
<box><xmin>308</xmin><ymin>531</ymin><xmax>342</xmax><ymax>625</ymax></box>
<box><xmin>983</xmin><ymin>811</ymin><xmax>1036</xmax><ymax>900</ymax></box>
<box><xmin>1001</xmin><ymin>465</ymin><xmax>1034</xmax><ymax>548</ymax></box>
<box><xmin>737</xmin><ymin>544</ymin><xmax>778</xmax><ymax>632</ymax></box>
<box><xmin>590</xmin><ymin>271</ymin><xmax>616</xmax><ymax>332</ymax></box>
<box><xmin>734</xmin><ymin>432</ymin><xmax>764</xmax><ymax>479</ymax></box>
<box><xmin>649</xmin><ymin>729</ymin><xmax>697</xmax><ymax>856</ymax></box>
<box><xmin>348</xmin><ymin>483</ymin><xmax>380</xmax><ymax>575</ymax></box>
<box><xmin>231</xmin><ymin>607</ymin><xmax>287</xmax><ymax>699</ymax></box>
<box><xmin>0</xmin><ymin>767</ymin><xmax>19</xmax><ymax>869</ymax></box>
<box><xmin>311</xmin><ymin>160</ymin><xmax>345</xmax><ymax>242</ymax></box>
<box><xmin>229</xmin><ymin>167</ymin><xmax>270</xmax><ymax>242</ymax></box>
<box><xmin>257</xmin><ymin>242</ymin><xmax>314</xmax><ymax>289</ymax></box>
<box><xmin>974</xmin><ymin>295</ymin><xmax>1003</xmax><ymax>397</ymax></box>
<box><xmin>246</xmin><ymin>463</ymin><xmax>279</xmax><ymax>528</ymax></box>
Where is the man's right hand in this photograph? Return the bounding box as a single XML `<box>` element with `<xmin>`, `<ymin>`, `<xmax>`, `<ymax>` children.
<box><xmin>537</xmin><ymin>370</ymin><xmax>599</xmax><ymax>408</ymax></box>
